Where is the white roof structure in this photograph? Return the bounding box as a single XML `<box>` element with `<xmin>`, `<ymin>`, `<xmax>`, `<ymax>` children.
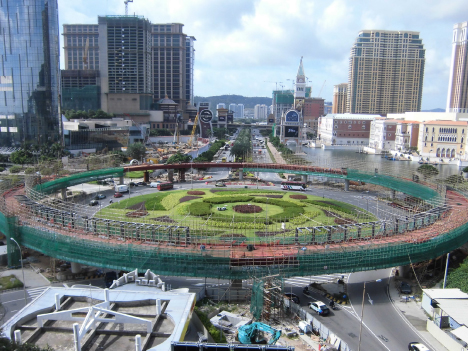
<box><xmin>436</xmin><ymin>299</ymin><xmax>468</xmax><ymax>327</ymax></box>
<box><xmin>422</xmin><ymin>288</ymin><xmax>468</xmax><ymax>300</ymax></box>
<box><xmin>452</xmin><ymin>326</ymin><xmax>468</xmax><ymax>344</ymax></box>
<box><xmin>321</xmin><ymin>113</ymin><xmax>380</xmax><ymax>120</ymax></box>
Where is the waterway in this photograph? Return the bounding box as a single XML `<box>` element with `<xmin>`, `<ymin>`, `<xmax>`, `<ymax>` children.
<box><xmin>299</xmin><ymin>146</ymin><xmax>461</xmax><ymax>179</ymax></box>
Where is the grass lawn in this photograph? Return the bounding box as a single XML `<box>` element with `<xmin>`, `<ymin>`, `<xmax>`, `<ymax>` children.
<box><xmin>95</xmin><ymin>188</ymin><xmax>376</xmax><ymax>239</ymax></box>
<box><xmin>0</xmin><ymin>275</ymin><xmax>23</xmax><ymax>290</ymax></box>
<box><xmin>126</xmin><ymin>171</ymin><xmax>146</xmax><ymax>178</ymax></box>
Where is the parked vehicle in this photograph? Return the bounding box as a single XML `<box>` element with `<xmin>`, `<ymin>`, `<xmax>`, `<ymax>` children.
<box><xmin>113</xmin><ymin>192</ymin><xmax>123</xmax><ymax>198</ymax></box>
<box><xmin>94</xmin><ymin>194</ymin><xmax>106</xmax><ymax>200</ymax></box>
<box><xmin>150</xmin><ymin>182</ymin><xmax>160</xmax><ymax>188</ymax></box>
<box><xmin>408</xmin><ymin>342</ymin><xmax>430</xmax><ymax>351</ymax></box>
<box><xmin>215</xmin><ymin>182</ymin><xmax>226</xmax><ymax>187</ymax></box>
<box><xmin>89</xmin><ymin>200</ymin><xmax>99</xmax><ymax>206</ymax></box>
<box><xmin>284</xmin><ymin>293</ymin><xmax>300</xmax><ymax>304</ymax></box>
<box><xmin>399</xmin><ymin>281</ymin><xmax>413</xmax><ymax>294</ymax></box>
<box><xmin>136</xmin><ymin>181</ymin><xmax>147</xmax><ymax>186</ymax></box>
<box><xmin>114</xmin><ymin>184</ymin><xmax>129</xmax><ymax>193</ymax></box>
<box><xmin>217</xmin><ymin>206</ymin><xmax>227</xmax><ymax>211</ymax></box>
<box><xmin>309</xmin><ymin>301</ymin><xmax>330</xmax><ymax>315</ymax></box>
<box><xmin>128</xmin><ymin>182</ymin><xmax>138</xmax><ymax>187</ymax></box>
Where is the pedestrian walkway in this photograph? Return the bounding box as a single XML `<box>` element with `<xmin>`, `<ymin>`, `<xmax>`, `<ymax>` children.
<box><xmin>284</xmin><ymin>274</ymin><xmax>348</xmax><ymax>287</ymax></box>
<box><xmin>388</xmin><ymin>275</ymin><xmax>448</xmax><ymax>351</ymax></box>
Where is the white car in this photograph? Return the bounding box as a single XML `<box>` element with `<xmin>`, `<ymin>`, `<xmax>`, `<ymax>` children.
<box><xmin>150</xmin><ymin>182</ymin><xmax>160</xmax><ymax>188</ymax></box>
<box><xmin>408</xmin><ymin>342</ymin><xmax>431</xmax><ymax>351</ymax></box>
<box><xmin>217</xmin><ymin>206</ymin><xmax>227</xmax><ymax>211</ymax></box>
<box><xmin>308</xmin><ymin>301</ymin><xmax>330</xmax><ymax>315</ymax></box>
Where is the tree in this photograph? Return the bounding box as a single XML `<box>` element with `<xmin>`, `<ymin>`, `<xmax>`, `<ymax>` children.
<box><xmin>149</xmin><ymin>129</ymin><xmax>173</xmax><ymax>137</ymax></box>
<box><xmin>0</xmin><ymin>337</ymin><xmax>54</xmax><ymax>350</ymax></box>
<box><xmin>10</xmin><ymin>150</ymin><xmax>33</xmax><ymax>167</ymax></box>
<box><xmin>126</xmin><ymin>142</ymin><xmax>146</xmax><ymax>161</ymax></box>
<box><xmin>417</xmin><ymin>164</ymin><xmax>439</xmax><ymax>179</ymax></box>
<box><xmin>166</xmin><ymin>152</ymin><xmax>192</xmax><ymax>164</ymax></box>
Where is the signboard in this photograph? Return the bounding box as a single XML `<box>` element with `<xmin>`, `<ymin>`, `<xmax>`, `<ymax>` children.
<box><xmin>218</xmin><ymin>115</ymin><xmax>226</xmax><ymax>122</ymax></box>
<box><xmin>199</xmin><ymin>109</ymin><xmax>213</xmax><ymax>123</ymax></box>
<box><xmin>285</xmin><ymin>110</ymin><xmax>299</xmax><ymax>123</ymax></box>
<box><xmin>268</xmin><ymin>118</ymin><xmax>275</xmax><ymax>123</ymax></box>
<box><xmin>285</xmin><ymin>126</ymin><xmax>299</xmax><ymax>138</ymax></box>
<box><xmin>227</xmin><ymin>113</ymin><xmax>233</xmax><ymax>123</ymax></box>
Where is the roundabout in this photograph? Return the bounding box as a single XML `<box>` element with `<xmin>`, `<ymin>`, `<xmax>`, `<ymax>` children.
<box><xmin>1</xmin><ymin>162</ymin><xmax>468</xmax><ymax>280</ymax></box>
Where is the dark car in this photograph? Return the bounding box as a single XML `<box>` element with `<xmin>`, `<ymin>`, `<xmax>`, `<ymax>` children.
<box><xmin>114</xmin><ymin>192</ymin><xmax>123</xmax><ymax>198</ymax></box>
<box><xmin>408</xmin><ymin>342</ymin><xmax>430</xmax><ymax>351</ymax></box>
<box><xmin>399</xmin><ymin>281</ymin><xmax>412</xmax><ymax>294</ymax></box>
<box><xmin>89</xmin><ymin>200</ymin><xmax>99</xmax><ymax>206</ymax></box>
<box><xmin>94</xmin><ymin>194</ymin><xmax>106</xmax><ymax>200</ymax></box>
<box><xmin>129</xmin><ymin>182</ymin><xmax>138</xmax><ymax>187</ymax></box>
<box><xmin>285</xmin><ymin>293</ymin><xmax>300</xmax><ymax>304</ymax></box>
<box><xmin>136</xmin><ymin>181</ymin><xmax>147</xmax><ymax>186</ymax></box>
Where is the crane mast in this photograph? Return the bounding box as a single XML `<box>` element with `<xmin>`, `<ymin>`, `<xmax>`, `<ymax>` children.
<box><xmin>188</xmin><ymin>114</ymin><xmax>199</xmax><ymax>148</ymax></box>
<box><xmin>124</xmin><ymin>0</ymin><xmax>133</xmax><ymax>15</ymax></box>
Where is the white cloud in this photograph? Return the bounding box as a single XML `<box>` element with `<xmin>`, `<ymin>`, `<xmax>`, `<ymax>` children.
<box><xmin>57</xmin><ymin>0</ymin><xmax>468</xmax><ymax>109</ymax></box>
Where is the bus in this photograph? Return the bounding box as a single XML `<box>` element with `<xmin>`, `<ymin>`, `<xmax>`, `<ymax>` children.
<box><xmin>221</xmin><ymin>157</ymin><xmax>227</xmax><ymax>163</ymax></box>
<box><xmin>157</xmin><ymin>182</ymin><xmax>173</xmax><ymax>191</ymax></box>
<box><xmin>281</xmin><ymin>181</ymin><xmax>306</xmax><ymax>191</ymax></box>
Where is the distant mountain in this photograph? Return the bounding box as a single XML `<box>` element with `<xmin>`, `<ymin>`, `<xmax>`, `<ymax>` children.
<box><xmin>194</xmin><ymin>94</ymin><xmax>272</xmax><ymax>110</ymax></box>
<box><xmin>421</xmin><ymin>108</ymin><xmax>445</xmax><ymax>112</ymax></box>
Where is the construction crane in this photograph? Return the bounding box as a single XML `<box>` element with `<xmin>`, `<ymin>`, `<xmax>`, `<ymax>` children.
<box><xmin>82</xmin><ymin>38</ymin><xmax>89</xmax><ymax>70</ymax></box>
<box><xmin>124</xmin><ymin>0</ymin><xmax>133</xmax><ymax>15</ymax></box>
<box><xmin>318</xmin><ymin>80</ymin><xmax>326</xmax><ymax>97</ymax></box>
<box><xmin>188</xmin><ymin>113</ymin><xmax>199</xmax><ymax>148</ymax></box>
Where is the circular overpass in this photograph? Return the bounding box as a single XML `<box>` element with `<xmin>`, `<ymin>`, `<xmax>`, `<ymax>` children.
<box><xmin>1</xmin><ymin>162</ymin><xmax>467</xmax><ymax>280</ymax></box>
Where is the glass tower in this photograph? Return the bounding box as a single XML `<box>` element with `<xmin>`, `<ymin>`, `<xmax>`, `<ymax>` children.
<box><xmin>0</xmin><ymin>0</ymin><xmax>60</xmax><ymax>147</ymax></box>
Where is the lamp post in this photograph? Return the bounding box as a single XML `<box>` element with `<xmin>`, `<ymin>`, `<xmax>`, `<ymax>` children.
<box><xmin>10</xmin><ymin>238</ymin><xmax>28</xmax><ymax>305</ymax></box>
<box><xmin>358</xmin><ymin>279</ymin><xmax>382</xmax><ymax>351</ymax></box>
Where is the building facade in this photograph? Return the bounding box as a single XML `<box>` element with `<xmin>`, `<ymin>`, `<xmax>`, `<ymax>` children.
<box><xmin>368</xmin><ymin>118</ymin><xmax>398</xmax><ymax>151</ymax></box>
<box><xmin>347</xmin><ymin>30</ymin><xmax>425</xmax><ymax>115</ymax></box>
<box><xmin>418</xmin><ymin>121</ymin><xmax>468</xmax><ymax>160</ymax></box>
<box><xmin>332</xmin><ymin>83</ymin><xmax>348</xmax><ymax>114</ymax></box>
<box><xmin>318</xmin><ymin>114</ymin><xmax>378</xmax><ymax>145</ymax></box>
<box><xmin>395</xmin><ymin>121</ymin><xmax>420</xmax><ymax>152</ymax></box>
<box><xmin>185</xmin><ymin>36</ymin><xmax>196</xmax><ymax>106</ymax></box>
<box><xmin>446</xmin><ymin>21</ymin><xmax>468</xmax><ymax>113</ymax></box>
<box><xmin>303</xmin><ymin>98</ymin><xmax>325</xmax><ymax>135</ymax></box>
<box><xmin>254</xmin><ymin>104</ymin><xmax>268</xmax><ymax>120</ymax></box>
<box><xmin>0</xmin><ymin>0</ymin><xmax>61</xmax><ymax>147</ymax></box>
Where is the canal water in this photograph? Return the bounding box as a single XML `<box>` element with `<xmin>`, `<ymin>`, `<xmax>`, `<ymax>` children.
<box><xmin>298</xmin><ymin>146</ymin><xmax>461</xmax><ymax>179</ymax></box>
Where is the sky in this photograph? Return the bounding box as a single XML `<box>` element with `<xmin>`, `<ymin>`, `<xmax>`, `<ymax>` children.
<box><xmin>57</xmin><ymin>0</ymin><xmax>468</xmax><ymax>110</ymax></box>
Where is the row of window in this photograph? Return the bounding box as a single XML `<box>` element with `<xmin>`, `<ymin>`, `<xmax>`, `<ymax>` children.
<box><xmin>425</xmin><ymin>127</ymin><xmax>464</xmax><ymax>134</ymax></box>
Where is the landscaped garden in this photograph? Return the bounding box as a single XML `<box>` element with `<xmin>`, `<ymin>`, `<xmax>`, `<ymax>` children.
<box><xmin>95</xmin><ymin>188</ymin><xmax>376</xmax><ymax>242</ymax></box>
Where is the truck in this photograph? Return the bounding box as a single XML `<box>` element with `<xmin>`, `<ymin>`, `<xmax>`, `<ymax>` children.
<box><xmin>114</xmin><ymin>184</ymin><xmax>129</xmax><ymax>193</ymax></box>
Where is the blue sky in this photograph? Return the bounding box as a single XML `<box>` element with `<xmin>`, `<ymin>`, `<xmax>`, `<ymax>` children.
<box><xmin>58</xmin><ymin>0</ymin><xmax>468</xmax><ymax>109</ymax></box>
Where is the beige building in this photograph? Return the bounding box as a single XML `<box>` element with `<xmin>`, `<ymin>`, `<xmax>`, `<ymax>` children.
<box><xmin>332</xmin><ymin>83</ymin><xmax>347</xmax><ymax>113</ymax></box>
<box><xmin>347</xmin><ymin>30</ymin><xmax>425</xmax><ymax>115</ymax></box>
<box><xmin>418</xmin><ymin>120</ymin><xmax>468</xmax><ymax>160</ymax></box>
<box><xmin>446</xmin><ymin>21</ymin><xmax>468</xmax><ymax>113</ymax></box>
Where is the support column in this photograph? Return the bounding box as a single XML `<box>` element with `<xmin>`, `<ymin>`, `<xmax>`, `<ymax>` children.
<box><xmin>73</xmin><ymin>323</ymin><xmax>81</xmax><ymax>351</ymax></box>
<box><xmin>71</xmin><ymin>262</ymin><xmax>82</xmax><ymax>274</ymax></box>
<box><xmin>119</xmin><ymin>176</ymin><xmax>124</xmax><ymax>185</ymax></box>
<box><xmin>391</xmin><ymin>189</ymin><xmax>396</xmax><ymax>200</ymax></box>
<box><xmin>179</xmin><ymin>169</ymin><xmax>186</xmax><ymax>182</ymax></box>
<box><xmin>239</xmin><ymin>169</ymin><xmax>244</xmax><ymax>180</ymax></box>
<box><xmin>301</xmin><ymin>174</ymin><xmax>307</xmax><ymax>183</ymax></box>
<box><xmin>61</xmin><ymin>188</ymin><xmax>67</xmax><ymax>200</ymax></box>
<box><xmin>135</xmin><ymin>335</ymin><xmax>142</xmax><ymax>351</ymax></box>
<box><xmin>14</xmin><ymin>330</ymin><xmax>22</xmax><ymax>345</ymax></box>
<box><xmin>144</xmin><ymin>171</ymin><xmax>149</xmax><ymax>183</ymax></box>
<box><xmin>156</xmin><ymin>299</ymin><xmax>162</xmax><ymax>315</ymax></box>
<box><xmin>344</xmin><ymin>179</ymin><xmax>350</xmax><ymax>192</ymax></box>
<box><xmin>55</xmin><ymin>294</ymin><xmax>61</xmax><ymax>310</ymax></box>
<box><xmin>168</xmin><ymin>169</ymin><xmax>174</xmax><ymax>183</ymax></box>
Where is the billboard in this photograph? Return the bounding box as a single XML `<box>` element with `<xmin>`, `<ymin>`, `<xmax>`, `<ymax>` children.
<box><xmin>218</xmin><ymin>115</ymin><xmax>226</xmax><ymax>122</ymax></box>
<box><xmin>268</xmin><ymin>118</ymin><xmax>275</xmax><ymax>123</ymax></box>
<box><xmin>285</xmin><ymin>110</ymin><xmax>299</xmax><ymax>122</ymax></box>
<box><xmin>285</xmin><ymin>126</ymin><xmax>299</xmax><ymax>138</ymax></box>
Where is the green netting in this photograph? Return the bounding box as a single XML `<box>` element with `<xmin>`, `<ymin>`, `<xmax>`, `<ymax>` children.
<box><xmin>0</xmin><ymin>213</ymin><xmax>21</xmax><ymax>267</ymax></box>
<box><xmin>346</xmin><ymin>169</ymin><xmax>440</xmax><ymax>203</ymax></box>
<box><xmin>250</xmin><ymin>279</ymin><xmax>264</xmax><ymax>320</ymax></box>
<box><xmin>33</xmin><ymin>168</ymin><xmax>124</xmax><ymax>195</ymax></box>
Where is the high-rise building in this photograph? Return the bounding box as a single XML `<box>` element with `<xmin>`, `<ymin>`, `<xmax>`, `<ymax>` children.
<box><xmin>227</xmin><ymin>104</ymin><xmax>244</xmax><ymax>118</ymax></box>
<box><xmin>0</xmin><ymin>0</ymin><xmax>60</xmax><ymax>147</ymax></box>
<box><xmin>347</xmin><ymin>30</ymin><xmax>425</xmax><ymax>115</ymax></box>
<box><xmin>254</xmin><ymin>105</ymin><xmax>268</xmax><ymax>119</ymax></box>
<box><xmin>332</xmin><ymin>83</ymin><xmax>348</xmax><ymax>114</ymax></box>
<box><xmin>62</xmin><ymin>19</ymin><xmax>195</xmax><ymax>118</ymax></box>
<box><xmin>446</xmin><ymin>21</ymin><xmax>468</xmax><ymax>113</ymax></box>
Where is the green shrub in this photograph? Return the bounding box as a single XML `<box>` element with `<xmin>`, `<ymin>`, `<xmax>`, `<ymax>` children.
<box><xmin>204</xmin><ymin>196</ymin><xmax>253</xmax><ymax>204</ymax></box>
<box><xmin>24</xmin><ymin>167</ymin><xmax>36</xmax><ymax>174</ymax></box>
<box><xmin>251</xmin><ymin>197</ymin><xmax>306</xmax><ymax>208</ymax></box>
<box><xmin>207</xmin><ymin>220</ymin><xmax>267</xmax><ymax>229</ymax></box>
<box><xmin>463</xmin><ymin>166</ymin><xmax>468</xmax><ymax>173</ymax></box>
<box><xmin>0</xmin><ymin>167</ymin><xmax>4</xmax><ymax>172</ymax></box>
<box><xmin>144</xmin><ymin>193</ymin><xmax>171</xmax><ymax>211</ymax></box>
<box><xmin>188</xmin><ymin>202</ymin><xmax>212</xmax><ymax>216</ymax></box>
<box><xmin>194</xmin><ymin>307</ymin><xmax>226</xmax><ymax>343</ymax></box>
<box><xmin>9</xmin><ymin>165</ymin><xmax>22</xmax><ymax>173</ymax></box>
<box><xmin>269</xmin><ymin>206</ymin><xmax>304</xmax><ymax>222</ymax></box>
<box><xmin>303</xmin><ymin>199</ymin><xmax>357</xmax><ymax>215</ymax></box>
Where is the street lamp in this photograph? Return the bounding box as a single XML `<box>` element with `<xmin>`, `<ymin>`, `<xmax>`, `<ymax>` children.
<box><xmin>10</xmin><ymin>238</ymin><xmax>28</xmax><ymax>305</ymax></box>
<box><xmin>358</xmin><ymin>279</ymin><xmax>382</xmax><ymax>351</ymax></box>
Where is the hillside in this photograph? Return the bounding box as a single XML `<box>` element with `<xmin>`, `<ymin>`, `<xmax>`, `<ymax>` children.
<box><xmin>194</xmin><ymin>94</ymin><xmax>272</xmax><ymax>109</ymax></box>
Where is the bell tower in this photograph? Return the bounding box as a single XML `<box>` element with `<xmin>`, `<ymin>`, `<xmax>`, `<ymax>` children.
<box><xmin>295</xmin><ymin>56</ymin><xmax>306</xmax><ymax>100</ymax></box>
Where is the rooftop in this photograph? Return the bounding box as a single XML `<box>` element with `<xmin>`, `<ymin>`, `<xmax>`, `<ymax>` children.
<box><xmin>423</xmin><ymin>288</ymin><xmax>468</xmax><ymax>300</ymax></box>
